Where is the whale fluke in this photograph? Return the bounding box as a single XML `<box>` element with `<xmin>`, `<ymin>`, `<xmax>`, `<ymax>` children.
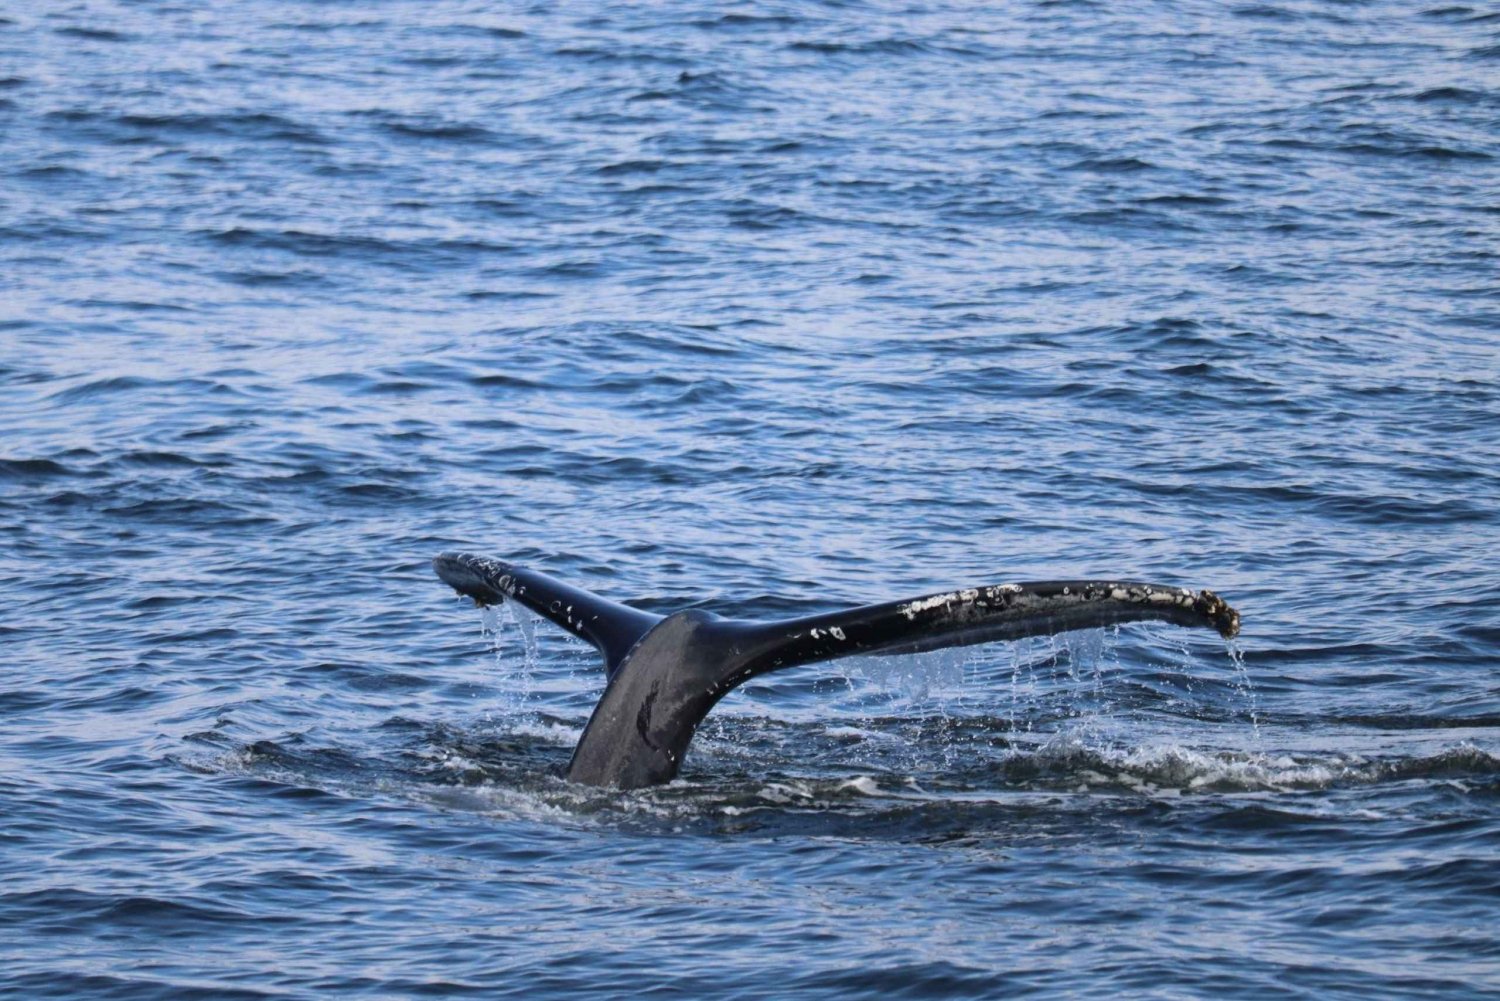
<box><xmin>433</xmin><ymin>552</ymin><xmax>662</xmax><ymax>677</ymax></box>
<box><xmin>434</xmin><ymin>551</ymin><xmax>1240</xmax><ymax>789</ymax></box>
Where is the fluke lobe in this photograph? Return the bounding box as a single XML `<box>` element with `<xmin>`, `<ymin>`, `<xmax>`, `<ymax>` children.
<box><xmin>434</xmin><ymin>552</ymin><xmax>1241</xmax><ymax>790</ymax></box>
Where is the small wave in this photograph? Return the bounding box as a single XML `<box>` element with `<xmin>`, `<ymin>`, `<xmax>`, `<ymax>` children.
<box><xmin>215</xmin><ymin>268</ymin><xmax>328</xmax><ymax>288</ymax></box>
<box><xmin>47</xmin><ymin>375</ymin><xmax>215</xmax><ymax>403</ymax></box>
<box><xmin>336</xmin><ymin>482</ymin><xmax>419</xmax><ymax>501</ymax></box>
<box><xmin>1233</xmin><ymin>4</ymin><xmax>1299</xmax><ymax>19</ymax></box>
<box><xmin>16</xmin><ymin>165</ymin><xmax>86</xmax><ymax>181</ymax></box>
<box><xmin>1134</xmin><ymin>193</ymin><xmax>1231</xmax><ymax>207</ymax></box>
<box><xmin>117</xmin><ymin>450</ymin><xmax>226</xmax><ymax>469</ymax></box>
<box><xmin>550</xmin><ymin>46</ymin><xmax>685</xmax><ymax>66</ymax></box>
<box><xmin>0</xmin><ymin>457</ymin><xmax>74</xmax><ymax>479</ymax></box>
<box><xmin>382</xmin><ymin>120</ymin><xmax>496</xmax><ymax>142</ymax></box>
<box><xmin>1412</xmin><ymin>86</ymin><xmax>1496</xmax><ymax>105</ymax></box>
<box><xmin>690</xmin><ymin>13</ymin><xmax>803</xmax><ymax>29</ymax></box>
<box><xmin>725</xmin><ymin>202</ymin><xmax>825</xmax><ymax>230</ymax></box>
<box><xmin>1420</xmin><ymin>6</ymin><xmax>1498</xmax><ymax>22</ymax></box>
<box><xmin>69</xmin><ymin>297</ymin><xmax>196</xmax><ymax>313</ymax></box>
<box><xmin>201</xmin><ymin>227</ymin><xmax>509</xmax><ymax>266</ymax></box>
<box><xmin>54</xmin><ymin>26</ymin><xmax>133</xmax><ymax>41</ymax></box>
<box><xmin>1341</xmin><ymin>141</ymin><xmax>1491</xmax><ymax>161</ymax></box>
<box><xmin>204</xmin><ymin>227</ymin><xmax>394</xmax><ymax>256</ymax></box>
<box><xmin>45</xmin><ymin>109</ymin><xmax>326</xmax><ymax>144</ymax></box>
<box><xmin>595</xmin><ymin>159</ymin><xmax>667</xmax><ymax>176</ymax></box>
<box><xmin>523</xmin><ymin>259</ymin><xmax>605</xmax><ymax>278</ymax></box>
<box><xmin>1006</xmin><ymin>738</ymin><xmax>1500</xmax><ymax>794</ymax></box>
<box><xmin>1067</xmin><ymin>155</ymin><xmax>1157</xmax><ymax>172</ymax></box>
<box><xmin>787</xmin><ymin>38</ymin><xmax>934</xmax><ymax>56</ymax></box>
<box><xmin>443</xmin><ymin>24</ymin><xmax>525</xmax><ymax>39</ymax></box>
<box><xmin>100</xmin><ymin>498</ymin><xmax>274</xmax><ymax>526</ymax></box>
<box><xmin>2</xmin><ymin>886</ymin><xmax>270</xmax><ymax>930</ymax></box>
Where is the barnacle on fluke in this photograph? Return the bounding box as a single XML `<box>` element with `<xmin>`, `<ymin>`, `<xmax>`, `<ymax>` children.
<box><xmin>1195</xmin><ymin>589</ymin><xmax>1241</xmax><ymax>639</ymax></box>
<box><xmin>436</xmin><ymin>552</ymin><xmax>1242</xmax><ymax>789</ymax></box>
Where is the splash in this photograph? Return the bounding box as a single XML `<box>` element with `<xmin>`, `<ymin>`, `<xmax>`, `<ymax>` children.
<box><xmin>480</xmin><ymin>600</ymin><xmax>541</xmax><ymax>718</ymax></box>
<box><xmin>760</xmin><ymin>622</ymin><xmax>1270</xmax><ymax>783</ymax></box>
<box><xmin>1226</xmin><ymin>639</ymin><xmax>1261</xmax><ymax>741</ymax></box>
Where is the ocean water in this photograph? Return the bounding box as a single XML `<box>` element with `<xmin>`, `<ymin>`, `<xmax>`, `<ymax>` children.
<box><xmin>3</xmin><ymin>0</ymin><xmax>1498</xmax><ymax>996</ymax></box>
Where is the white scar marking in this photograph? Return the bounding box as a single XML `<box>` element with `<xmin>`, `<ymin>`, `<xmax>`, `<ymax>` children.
<box><xmin>899</xmin><ymin>588</ymin><xmax>979</xmax><ymax>619</ymax></box>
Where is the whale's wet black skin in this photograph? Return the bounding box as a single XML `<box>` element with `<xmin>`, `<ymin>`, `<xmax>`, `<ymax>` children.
<box><xmin>434</xmin><ymin>552</ymin><xmax>1241</xmax><ymax>790</ymax></box>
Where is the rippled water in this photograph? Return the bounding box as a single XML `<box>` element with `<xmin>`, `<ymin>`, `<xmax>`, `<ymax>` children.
<box><xmin>4</xmin><ymin>1</ymin><xmax>1499</xmax><ymax>997</ymax></box>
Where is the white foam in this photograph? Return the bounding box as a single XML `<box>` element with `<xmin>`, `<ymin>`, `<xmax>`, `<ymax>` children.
<box><xmin>839</xmin><ymin>776</ymin><xmax>881</xmax><ymax>796</ymax></box>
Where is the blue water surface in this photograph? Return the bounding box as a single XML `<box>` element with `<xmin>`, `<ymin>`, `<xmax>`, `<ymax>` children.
<box><xmin>2</xmin><ymin>1</ymin><xmax>1498</xmax><ymax>997</ymax></box>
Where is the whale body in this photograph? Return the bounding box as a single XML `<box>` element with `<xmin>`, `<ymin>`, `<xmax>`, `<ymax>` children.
<box><xmin>434</xmin><ymin>551</ymin><xmax>1240</xmax><ymax>789</ymax></box>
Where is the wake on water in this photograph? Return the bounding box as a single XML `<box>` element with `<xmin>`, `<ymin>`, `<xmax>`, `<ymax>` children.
<box><xmin>186</xmin><ymin>611</ymin><xmax>1498</xmax><ymax>832</ymax></box>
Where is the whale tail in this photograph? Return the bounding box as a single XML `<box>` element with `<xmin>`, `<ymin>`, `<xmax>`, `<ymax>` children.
<box><xmin>434</xmin><ymin>551</ymin><xmax>1240</xmax><ymax>789</ymax></box>
<box><xmin>433</xmin><ymin>552</ymin><xmax>662</xmax><ymax>677</ymax></box>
